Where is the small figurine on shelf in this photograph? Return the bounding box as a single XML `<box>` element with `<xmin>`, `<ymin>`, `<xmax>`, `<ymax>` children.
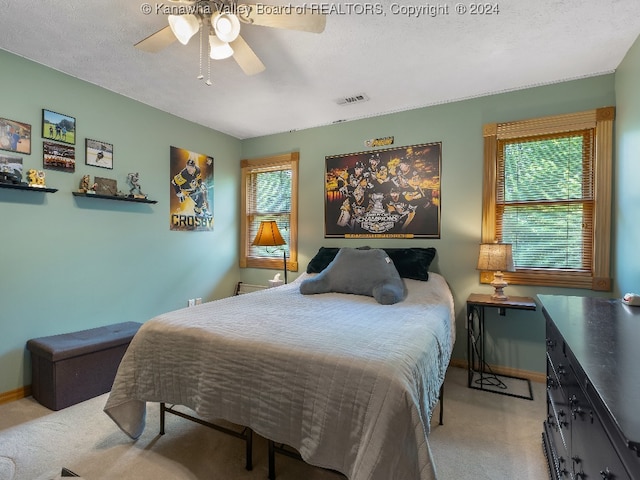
<box><xmin>127</xmin><ymin>172</ymin><xmax>147</xmax><ymax>199</ymax></box>
<box><xmin>27</xmin><ymin>169</ymin><xmax>46</xmax><ymax>188</ymax></box>
<box><xmin>78</xmin><ymin>175</ymin><xmax>97</xmax><ymax>194</ymax></box>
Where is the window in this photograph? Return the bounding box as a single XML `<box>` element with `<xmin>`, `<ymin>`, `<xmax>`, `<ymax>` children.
<box><xmin>240</xmin><ymin>152</ymin><xmax>298</xmax><ymax>272</ymax></box>
<box><xmin>481</xmin><ymin>107</ymin><xmax>614</xmax><ymax>290</ymax></box>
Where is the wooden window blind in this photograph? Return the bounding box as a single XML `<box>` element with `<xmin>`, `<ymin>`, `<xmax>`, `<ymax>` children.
<box><xmin>481</xmin><ymin>107</ymin><xmax>613</xmax><ymax>290</ymax></box>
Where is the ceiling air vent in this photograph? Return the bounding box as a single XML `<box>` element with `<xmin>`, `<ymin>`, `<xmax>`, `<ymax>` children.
<box><xmin>335</xmin><ymin>93</ymin><xmax>369</xmax><ymax>106</ymax></box>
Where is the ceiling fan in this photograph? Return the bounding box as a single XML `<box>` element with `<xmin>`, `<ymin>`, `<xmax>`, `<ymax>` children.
<box><xmin>135</xmin><ymin>0</ymin><xmax>326</xmax><ymax>78</ymax></box>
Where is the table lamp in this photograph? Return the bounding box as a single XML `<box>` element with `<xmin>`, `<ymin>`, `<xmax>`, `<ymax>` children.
<box><xmin>251</xmin><ymin>220</ymin><xmax>288</xmax><ymax>284</ymax></box>
<box><xmin>477</xmin><ymin>243</ymin><xmax>515</xmax><ymax>300</ymax></box>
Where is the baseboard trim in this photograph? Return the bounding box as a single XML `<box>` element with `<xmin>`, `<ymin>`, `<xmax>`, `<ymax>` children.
<box><xmin>449</xmin><ymin>358</ymin><xmax>545</xmax><ymax>384</ymax></box>
<box><xmin>0</xmin><ymin>385</ymin><xmax>31</xmax><ymax>405</ymax></box>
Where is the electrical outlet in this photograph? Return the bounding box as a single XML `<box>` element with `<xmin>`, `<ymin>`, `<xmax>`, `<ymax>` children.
<box><xmin>187</xmin><ymin>299</ymin><xmax>195</xmax><ymax>307</ymax></box>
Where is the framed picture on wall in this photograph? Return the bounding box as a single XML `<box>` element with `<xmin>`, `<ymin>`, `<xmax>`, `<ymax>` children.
<box><xmin>94</xmin><ymin>177</ymin><xmax>118</xmax><ymax>196</ymax></box>
<box><xmin>85</xmin><ymin>138</ymin><xmax>113</xmax><ymax>169</ymax></box>
<box><xmin>0</xmin><ymin>116</ymin><xmax>31</xmax><ymax>154</ymax></box>
<box><xmin>42</xmin><ymin>109</ymin><xmax>76</xmax><ymax>145</ymax></box>
<box><xmin>43</xmin><ymin>140</ymin><xmax>75</xmax><ymax>172</ymax></box>
<box><xmin>0</xmin><ymin>154</ymin><xmax>24</xmax><ymax>183</ymax></box>
<box><xmin>324</xmin><ymin>142</ymin><xmax>442</xmax><ymax>239</ymax></box>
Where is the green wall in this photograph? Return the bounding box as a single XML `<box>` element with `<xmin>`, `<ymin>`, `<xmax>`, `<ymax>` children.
<box><xmin>3</xmin><ymin>36</ymin><xmax>635</xmax><ymax>395</ymax></box>
<box><xmin>241</xmin><ymin>74</ymin><xmax>618</xmax><ymax>374</ymax></box>
<box><xmin>0</xmin><ymin>50</ymin><xmax>242</xmax><ymax>394</ymax></box>
<box><xmin>614</xmin><ymin>35</ymin><xmax>640</xmax><ymax>294</ymax></box>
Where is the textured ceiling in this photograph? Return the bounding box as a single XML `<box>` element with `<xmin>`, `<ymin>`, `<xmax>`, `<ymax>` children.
<box><xmin>1</xmin><ymin>0</ymin><xmax>639</xmax><ymax>139</ymax></box>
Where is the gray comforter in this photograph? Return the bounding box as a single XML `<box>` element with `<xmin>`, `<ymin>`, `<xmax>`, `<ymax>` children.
<box><xmin>104</xmin><ymin>273</ymin><xmax>455</xmax><ymax>480</ymax></box>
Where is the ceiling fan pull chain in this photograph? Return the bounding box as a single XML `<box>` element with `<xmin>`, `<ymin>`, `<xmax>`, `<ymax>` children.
<box><xmin>206</xmin><ymin>55</ymin><xmax>212</xmax><ymax>86</ymax></box>
<box><xmin>197</xmin><ymin>26</ymin><xmax>204</xmax><ymax>80</ymax></box>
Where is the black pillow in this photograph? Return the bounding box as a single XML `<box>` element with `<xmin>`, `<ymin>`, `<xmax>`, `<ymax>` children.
<box><xmin>306</xmin><ymin>246</ymin><xmax>436</xmax><ymax>281</ymax></box>
<box><xmin>384</xmin><ymin>247</ymin><xmax>436</xmax><ymax>281</ymax></box>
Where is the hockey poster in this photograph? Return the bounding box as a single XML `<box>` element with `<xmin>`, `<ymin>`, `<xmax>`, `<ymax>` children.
<box><xmin>169</xmin><ymin>146</ymin><xmax>214</xmax><ymax>231</ymax></box>
<box><xmin>325</xmin><ymin>142</ymin><xmax>441</xmax><ymax>239</ymax></box>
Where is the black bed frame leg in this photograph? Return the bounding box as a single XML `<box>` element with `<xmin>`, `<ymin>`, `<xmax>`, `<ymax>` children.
<box><xmin>245</xmin><ymin>428</ymin><xmax>253</xmax><ymax>470</ymax></box>
<box><xmin>268</xmin><ymin>439</ymin><xmax>275</xmax><ymax>480</ymax></box>
<box><xmin>160</xmin><ymin>402</ymin><xmax>166</xmax><ymax>435</ymax></box>
<box><xmin>439</xmin><ymin>384</ymin><xmax>444</xmax><ymax>425</ymax></box>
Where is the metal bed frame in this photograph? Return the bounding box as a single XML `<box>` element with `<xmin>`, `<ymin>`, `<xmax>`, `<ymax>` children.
<box><xmin>159</xmin><ymin>402</ymin><xmax>254</xmax><ymax>471</ymax></box>
<box><xmin>266</xmin><ymin>384</ymin><xmax>445</xmax><ymax>480</ymax></box>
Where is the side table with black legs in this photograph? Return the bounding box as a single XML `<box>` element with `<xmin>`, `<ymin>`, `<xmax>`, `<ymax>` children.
<box><xmin>466</xmin><ymin>293</ymin><xmax>537</xmax><ymax>400</ymax></box>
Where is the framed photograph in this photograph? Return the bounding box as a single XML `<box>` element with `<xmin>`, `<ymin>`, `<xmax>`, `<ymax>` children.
<box><xmin>85</xmin><ymin>138</ymin><xmax>113</xmax><ymax>169</ymax></box>
<box><xmin>94</xmin><ymin>176</ymin><xmax>118</xmax><ymax>196</ymax></box>
<box><xmin>0</xmin><ymin>154</ymin><xmax>24</xmax><ymax>184</ymax></box>
<box><xmin>43</xmin><ymin>140</ymin><xmax>75</xmax><ymax>173</ymax></box>
<box><xmin>42</xmin><ymin>109</ymin><xmax>76</xmax><ymax>145</ymax></box>
<box><xmin>0</xmin><ymin>117</ymin><xmax>31</xmax><ymax>154</ymax></box>
<box><xmin>325</xmin><ymin>142</ymin><xmax>441</xmax><ymax>239</ymax></box>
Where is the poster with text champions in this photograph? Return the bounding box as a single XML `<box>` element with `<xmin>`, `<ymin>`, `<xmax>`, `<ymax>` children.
<box><xmin>169</xmin><ymin>146</ymin><xmax>214</xmax><ymax>232</ymax></box>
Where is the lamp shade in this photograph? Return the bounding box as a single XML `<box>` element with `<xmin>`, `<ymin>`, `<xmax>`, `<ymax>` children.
<box><xmin>477</xmin><ymin>243</ymin><xmax>515</xmax><ymax>272</ymax></box>
<box><xmin>211</xmin><ymin>12</ymin><xmax>240</xmax><ymax>43</ymax></box>
<box><xmin>209</xmin><ymin>35</ymin><xmax>234</xmax><ymax>59</ymax></box>
<box><xmin>251</xmin><ymin>221</ymin><xmax>286</xmax><ymax>247</ymax></box>
<box><xmin>168</xmin><ymin>14</ymin><xmax>200</xmax><ymax>45</ymax></box>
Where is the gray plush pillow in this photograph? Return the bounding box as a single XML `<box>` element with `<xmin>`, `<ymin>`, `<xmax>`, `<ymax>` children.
<box><xmin>299</xmin><ymin>247</ymin><xmax>406</xmax><ymax>305</ymax></box>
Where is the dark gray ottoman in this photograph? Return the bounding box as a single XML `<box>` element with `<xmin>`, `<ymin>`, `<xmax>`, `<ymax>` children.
<box><xmin>27</xmin><ymin>322</ymin><xmax>141</xmax><ymax>410</ymax></box>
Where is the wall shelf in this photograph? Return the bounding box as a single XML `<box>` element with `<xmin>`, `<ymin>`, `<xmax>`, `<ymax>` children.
<box><xmin>0</xmin><ymin>183</ymin><xmax>58</xmax><ymax>193</ymax></box>
<box><xmin>72</xmin><ymin>192</ymin><xmax>157</xmax><ymax>204</ymax></box>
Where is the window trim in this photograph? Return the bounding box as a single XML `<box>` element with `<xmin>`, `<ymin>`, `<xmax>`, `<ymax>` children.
<box><xmin>481</xmin><ymin>107</ymin><xmax>614</xmax><ymax>290</ymax></box>
<box><xmin>240</xmin><ymin>152</ymin><xmax>299</xmax><ymax>272</ymax></box>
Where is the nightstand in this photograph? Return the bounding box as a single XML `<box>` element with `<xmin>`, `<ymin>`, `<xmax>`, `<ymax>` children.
<box><xmin>466</xmin><ymin>293</ymin><xmax>537</xmax><ymax>400</ymax></box>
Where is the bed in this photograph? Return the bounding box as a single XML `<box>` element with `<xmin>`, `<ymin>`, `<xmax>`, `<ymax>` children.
<box><xmin>104</xmin><ymin>247</ymin><xmax>455</xmax><ymax>480</ymax></box>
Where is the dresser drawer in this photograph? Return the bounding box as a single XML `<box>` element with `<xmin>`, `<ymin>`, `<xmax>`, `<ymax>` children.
<box><xmin>569</xmin><ymin>380</ymin><xmax>631</xmax><ymax>480</ymax></box>
<box><xmin>546</xmin><ymin>317</ymin><xmax>565</xmax><ymax>370</ymax></box>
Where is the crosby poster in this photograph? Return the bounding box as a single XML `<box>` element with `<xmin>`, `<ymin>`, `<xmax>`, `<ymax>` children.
<box><xmin>325</xmin><ymin>142</ymin><xmax>441</xmax><ymax>238</ymax></box>
<box><xmin>169</xmin><ymin>146</ymin><xmax>214</xmax><ymax>231</ymax></box>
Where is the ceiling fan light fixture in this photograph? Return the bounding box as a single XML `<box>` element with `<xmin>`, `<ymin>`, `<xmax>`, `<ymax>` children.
<box><xmin>209</xmin><ymin>35</ymin><xmax>234</xmax><ymax>59</ymax></box>
<box><xmin>211</xmin><ymin>13</ymin><xmax>240</xmax><ymax>43</ymax></box>
<box><xmin>168</xmin><ymin>14</ymin><xmax>200</xmax><ymax>45</ymax></box>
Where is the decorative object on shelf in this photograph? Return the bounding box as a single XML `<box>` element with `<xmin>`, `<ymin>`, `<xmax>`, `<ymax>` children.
<box><xmin>477</xmin><ymin>243</ymin><xmax>515</xmax><ymax>300</ymax></box>
<box><xmin>169</xmin><ymin>146</ymin><xmax>214</xmax><ymax>232</ymax></box>
<box><xmin>252</xmin><ymin>220</ymin><xmax>288</xmax><ymax>284</ymax></box>
<box><xmin>43</xmin><ymin>140</ymin><xmax>75</xmax><ymax>173</ymax></box>
<box><xmin>0</xmin><ymin>155</ymin><xmax>27</xmax><ymax>185</ymax></box>
<box><xmin>27</xmin><ymin>169</ymin><xmax>47</xmax><ymax>188</ymax></box>
<box><xmin>364</xmin><ymin>136</ymin><xmax>394</xmax><ymax>148</ymax></box>
<box><xmin>77</xmin><ymin>174</ymin><xmax>97</xmax><ymax>194</ymax></box>
<box><xmin>94</xmin><ymin>177</ymin><xmax>117</xmax><ymax>196</ymax></box>
<box><xmin>85</xmin><ymin>138</ymin><xmax>113</xmax><ymax>169</ymax></box>
<box><xmin>0</xmin><ymin>116</ymin><xmax>31</xmax><ymax>154</ymax></box>
<box><xmin>127</xmin><ymin>172</ymin><xmax>147</xmax><ymax>199</ymax></box>
<box><xmin>325</xmin><ymin>142</ymin><xmax>441</xmax><ymax>239</ymax></box>
<box><xmin>42</xmin><ymin>109</ymin><xmax>76</xmax><ymax>145</ymax></box>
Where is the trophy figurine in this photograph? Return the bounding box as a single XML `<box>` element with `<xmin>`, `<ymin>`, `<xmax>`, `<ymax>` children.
<box><xmin>127</xmin><ymin>172</ymin><xmax>147</xmax><ymax>199</ymax></box>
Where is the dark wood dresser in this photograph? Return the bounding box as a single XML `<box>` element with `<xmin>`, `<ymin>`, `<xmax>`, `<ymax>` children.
<box><xmin>539</xmin><ymin>295</ymin><xmax>640</xmax><ymax>479</ymax></box>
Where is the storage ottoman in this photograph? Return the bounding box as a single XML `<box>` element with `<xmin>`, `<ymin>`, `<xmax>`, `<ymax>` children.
<box><xmin>27</xmin><ymin>321</ymin><xmax>142</xmax><ymax>410</ymax></box>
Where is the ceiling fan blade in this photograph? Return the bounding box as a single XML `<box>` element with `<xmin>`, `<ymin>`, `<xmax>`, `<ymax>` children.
<box><xmin>135</xmin><ymin>25</ymin><xmax>177</xmax><ymax>53</ymax></box>
<box><xmin>240</xmin><ymin>4</ymin><xmax>326</xmax><ymax>33</ymax></box>
<box><xmin>230</xmin><ymin>35</ymin><xmax>266</xmax><ymax>76</ymax></box>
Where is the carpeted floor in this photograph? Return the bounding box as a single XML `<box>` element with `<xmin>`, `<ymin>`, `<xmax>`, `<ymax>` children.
<box><xmin>0</xmin><ymin>367</ymin><xmax>549</xmax><ymax>480</ymax></box>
